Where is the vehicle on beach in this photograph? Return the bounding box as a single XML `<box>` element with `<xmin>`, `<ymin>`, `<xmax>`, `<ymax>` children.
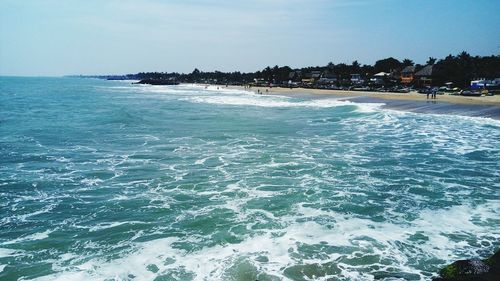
<box><xmin>437</xmin><ymin>86</ymin><xmax>453</xmax><ymax>95</ymax></box>
<box><xmin>387</xmin><ymin>86</ymin><xmax>411</xmax><ymax>93</ymax></box>
<box><xmin>375</xmin><ymin>87</ymin><xmax>388</xmax><ymax>92</ymax></box>
<box><xmin>459</xmin><ymin>90</ymin><xmax>482</xmax><ymax>97</ymax></box>
<box><xmin>395</xmin><ymin>87</ymin><xmax>411</xmax><ymax>93</ymax></box>
<box><xmin>448</xmin><ymin>87</ymin><xmax>462</xmax><ymax>95</ymax></box>
<box><xmin>351</xmin><ymin>86</ymin><xmax>371</xmax><ymax>91</ymax></box>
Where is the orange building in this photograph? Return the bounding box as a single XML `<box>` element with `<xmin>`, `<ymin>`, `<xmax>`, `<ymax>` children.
<box><xmin>400</xmin><ymin>66</ymin><xmax>415</xmax><ymax>84</ymax></box>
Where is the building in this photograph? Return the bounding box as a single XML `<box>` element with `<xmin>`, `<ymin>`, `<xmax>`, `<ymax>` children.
<box><xmin>414</xmin><ymin>65</ymin><xmax>433</xmax><ymax>87</ymax></box>
<box><xmin>311</xmin><ymin>71</ymin><xmax>322</xmax><ymax>82</ymax></box>
<box><xmin>301</xmin><ymin>71</ymin><xmax>322</xmax><ymax>85</ymax></box>
<box><xmin>317</xmin><ymin>71</ymin><xmax>337</xmax><ymax>84</ymax></box>
<box><xmin>370</xmin><ymin>72</ymin><xmax>389</xmax><ymax>85</ymax></box>
<box><xmin>288</xmin><ymin>70</ymin><xmax>302</xmax><ymax>81</ymax></box>
<box><xmin>252</xmin><ymin>78</ymin><xmax>268</xmax><ymax>86</ymax></box>
<box><xmin>400</xmin><ymin>66</ymin><xmax>416</xmax><ymax>84</ymax></box>
<box><xmin>350</xmin><ymin>74</ymin><xmax>363</xmax><ymax>85</ymax></box>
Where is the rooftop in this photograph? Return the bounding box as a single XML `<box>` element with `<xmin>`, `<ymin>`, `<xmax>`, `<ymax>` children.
<box><xmin>415</xmin><ymin>65</ymin><xmax>433</xmax><ymax>77</ymax></box>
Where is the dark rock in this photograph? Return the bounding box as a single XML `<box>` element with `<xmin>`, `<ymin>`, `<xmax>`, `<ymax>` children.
<box><xmin>484</xmin><ymin>250</ymin><xmax>500</xmax><ymax>273</ymax></box>
<box><xmin>434</xmin><ymin>250</ymin><xmax>500</xmax><ymax>281</ymax></box>
<box><xmin>440</xmin><ymin>260</ymin><xmax>489</xmax><ymax>278</ymax></box>
<box><xmin>134</xmin><ymin>78</ymin><xmax>179</xmax><ymax>85</ymax></box>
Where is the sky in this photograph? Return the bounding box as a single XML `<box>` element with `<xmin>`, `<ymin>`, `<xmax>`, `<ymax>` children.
<box><xmin>0</xmin><ymin>0</ymin><xmax>499</xmax><ymax>76</ymax></box>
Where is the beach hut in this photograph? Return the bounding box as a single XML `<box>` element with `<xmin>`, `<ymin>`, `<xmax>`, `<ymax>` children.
<box><xmin>414</xmin><ymin>65</ymin><xmax>433</xmax><ymax>87</ymax></box>
<box><xmin>400</xmin><ymin>66</ymin><xmax>416</xmax><ymax>84</ymax></box>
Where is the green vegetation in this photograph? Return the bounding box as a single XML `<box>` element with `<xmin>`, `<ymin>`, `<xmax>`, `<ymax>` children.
<box><xmin>439</xmin><ymin>263</ymin><xmax>459</xmax><ymax>279</ymax></box>
<box><xmin>83</xmin><ymin>52</ymin><xmax>500</xmax><ymax>88</ymax></box>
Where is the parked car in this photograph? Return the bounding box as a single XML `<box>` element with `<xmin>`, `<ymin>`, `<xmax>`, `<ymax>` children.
<box><xmin>460</xmin><ymin>90</ymin><xmax>482</xmax><ymax>97</ymax></box>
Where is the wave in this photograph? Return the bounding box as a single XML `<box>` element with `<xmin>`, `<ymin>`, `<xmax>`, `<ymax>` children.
<box><xmin>29</xmin><ymin>201</ymin><xmax>499</xmax><ymax>281</ymax></box>
<box><xmin>102</xmin><ymin>83</ymin><xmax>385</xmax><ymax>112</ymax></box>
<box><xmin>383</xmin><ymin>108</ymin><xmax>500</xmax><ymax>127</ymax></box>
<box><xmin>2</xmin><ymin>230</ymin><xmax>53</xmax><ymax>245</ymax></box>
<box><xmin>183</xmin><ymin>94</ymin><xmax>384</xmax><ymax>111</ymax></box>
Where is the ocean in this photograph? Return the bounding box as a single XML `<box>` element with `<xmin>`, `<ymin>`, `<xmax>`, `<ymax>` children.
<box><xmin>0</xmin><ymin>77</ymin><xmax>498</xmax><ymax>281</ymax></box>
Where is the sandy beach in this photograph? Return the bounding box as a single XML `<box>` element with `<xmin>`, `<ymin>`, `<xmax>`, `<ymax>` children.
<box><xmin>239</xmin><ymin>86</ymin><xmax>500</xmax><ymax>106</ymax></box>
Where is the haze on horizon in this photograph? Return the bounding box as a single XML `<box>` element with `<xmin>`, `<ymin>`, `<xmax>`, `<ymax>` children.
<box><xmin>0</xmin><ymin>0</ymin><xmax>499</xmax><ymax>76</ymax></box>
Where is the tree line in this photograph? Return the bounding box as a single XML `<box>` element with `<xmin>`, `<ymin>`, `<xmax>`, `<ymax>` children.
<box><xmin>103</xmin><ymin>52</ymin><xmax>500</xmax><ymax>88</ymax></box>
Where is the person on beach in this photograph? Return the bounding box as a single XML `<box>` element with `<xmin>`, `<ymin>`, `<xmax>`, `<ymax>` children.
<box><xmin>429</xmin><ymin>89</ymin><xmax>434</xmax><ymax>99</ymax></box>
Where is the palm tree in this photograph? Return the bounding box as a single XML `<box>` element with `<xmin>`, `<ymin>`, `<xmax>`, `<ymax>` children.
<box><xmin>426</xmin><ymin>57</ymin><xmax>437</xmax><ymax>65</ymax></box>
<box><xmin>402</xmin><ymin>59</ymin><xmax>414</xmax><ymax>66</ymax></box>
<box><xmin>458</xmin><ymin>51</ymin><xmax>471</xmax><ymax>61</ymax></box>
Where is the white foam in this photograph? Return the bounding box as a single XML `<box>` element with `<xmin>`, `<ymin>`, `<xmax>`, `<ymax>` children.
<box><xmin>183</xmin><ymin>94</ymin><xmax>384</xmax><ymax>111</ymax></box>
<box><xmin>47</xmin><ymin>156</ymin><xmax>71</xmax><ymax>163</ymax></box>
<box><xmin>14</xmin><ymin>204</ymin><xmax>57</xmax><ymax>222</ymax></box>
<box><xmin>80</xmin><ymin>178</ymin><xmax>104</xmax><ymax>186</ymax></box>
<box><xmin>28</xmin><ymin>200</ymin><xmax>499</xmax><ymax>281</ymax></box>
<box><xmin>0</xmin><ymin>248</ymin><xmax>21</xmax><ymax>258</ymax></box>
<box><xmin>263</xmin><ymin>161</ymin><xmax>300</xmax><ymax>168</ymax></box>
<box><xmin>383</xmin><ymin>107</ymin><xmax>500</xmax><ymax>127</ymax></box>
<box><xmin>88</xmin><ymin>221</ymin><xmax>145</xmax><ymax>232</ymax></box>
<box><xmin>195</xmin><ymin>157</ymin><xmax>208</xmax><ymax>165</ymax></box>
<box><xmin>2</xmin><ymin>230</ymin><xmax>52</xmax><ymax>245</ymax></box>
<box><xmin>104</xmin><ymin>83</ymin><xmax>386</xmax><ymax>113</ymax></box>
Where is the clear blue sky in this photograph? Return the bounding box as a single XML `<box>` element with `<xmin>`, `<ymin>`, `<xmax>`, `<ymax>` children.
<box><xmin>1</xmin><ymin>0</ymin><xmax>499</xmax><ymax>76</ymax></box>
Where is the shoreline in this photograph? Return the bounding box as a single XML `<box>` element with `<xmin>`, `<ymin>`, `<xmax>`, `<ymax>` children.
<box><xmin>228</xmin><ymin>86</ymin><xmax>500</xmax><ymax>120</ymax></box>
<box><xmin>238</xmin><ymin>86</ymin><xmax>500</xmax><ymax>105</ymax></box>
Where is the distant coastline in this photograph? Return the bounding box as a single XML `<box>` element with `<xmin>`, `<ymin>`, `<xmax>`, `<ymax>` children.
<box><xmin>70</xmin><ymin>52</ymin><xmax>500</xmax><ymax>93</ymax></box>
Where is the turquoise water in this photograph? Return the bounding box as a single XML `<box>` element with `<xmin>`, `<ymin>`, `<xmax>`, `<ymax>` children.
<box><xmin>0</xmin><ymin>77</ymin><xmax>499</xmax><ymax>281</ymax></box>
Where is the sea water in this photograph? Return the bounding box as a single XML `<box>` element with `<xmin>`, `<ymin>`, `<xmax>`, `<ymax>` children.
<box><xmin>0</xmin><ymin>77</ymin><xmax>498</xmax><ymax>281</ymax></box>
